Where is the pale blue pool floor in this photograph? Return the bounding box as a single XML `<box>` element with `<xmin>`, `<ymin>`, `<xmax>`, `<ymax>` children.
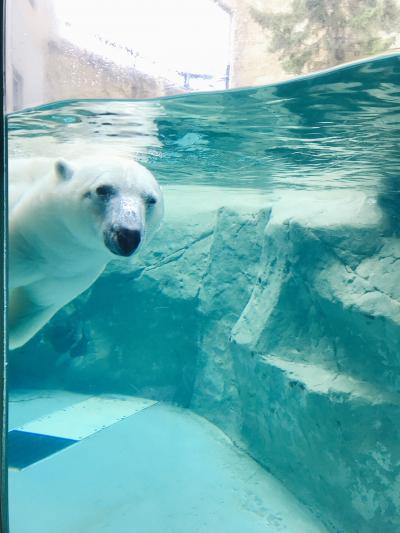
<box><xmin>8</xmin><ymin>390</ymin><xmax>327</xmax><ymax>533</ymax></box>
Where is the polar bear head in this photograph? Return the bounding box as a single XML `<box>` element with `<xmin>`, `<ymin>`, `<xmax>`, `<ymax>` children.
<box><xmin>53</xmin><ymin>156</ymin><xmax>164</xmax><ymax>257</ymax></box>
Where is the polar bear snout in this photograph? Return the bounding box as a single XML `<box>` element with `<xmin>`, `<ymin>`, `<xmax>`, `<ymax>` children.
<box><xmin>104</xmin><ymin>225</ymin><xmax>142</xmax><ymax>256</ymax></box>
<box><xmin>116</xmin><ymin>227</ymin><xmax>142</xmax><ymax>256</ymax></box>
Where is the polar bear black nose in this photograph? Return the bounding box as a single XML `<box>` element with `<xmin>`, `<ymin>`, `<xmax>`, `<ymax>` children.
<box><xmin>116</xmin><ymin>228</ymin><xmax>141</xmax><ymax>256</ymax></box>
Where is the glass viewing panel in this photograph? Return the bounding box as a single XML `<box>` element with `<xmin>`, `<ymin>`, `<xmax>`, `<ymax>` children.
<box><xmin>5</xmin><ymin>1</ymin><xmax>400</xmax><ymax>532</ymax></box>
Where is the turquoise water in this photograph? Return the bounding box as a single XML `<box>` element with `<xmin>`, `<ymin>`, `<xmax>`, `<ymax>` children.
<box><xmin>8</xmin><ymin>53</ymin><xmax>400</xmax><ymax>193</ymax></box>
<box><xmin>7</xmin><ymin>53</ymin><xmax>400</xmax><ymax>533</ymax></box>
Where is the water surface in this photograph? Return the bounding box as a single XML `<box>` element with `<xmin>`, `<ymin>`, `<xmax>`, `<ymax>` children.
<box><xmin>8</xmin><ymin>53</ymin><xmax>400</xmax><ymax>194</ymax></box>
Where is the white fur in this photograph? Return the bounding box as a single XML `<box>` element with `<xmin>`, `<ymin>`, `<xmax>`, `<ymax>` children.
<box><xmin>8</xmin><ymin>156</ymin><xmax>164</xmax><ymax>350</ymax></box>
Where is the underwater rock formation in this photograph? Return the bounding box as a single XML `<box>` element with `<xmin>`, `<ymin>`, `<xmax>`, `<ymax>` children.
<box><xmin>10</xmin><ymin>186</ymin><xmax>400</xmax><ymax>532</ymax></box>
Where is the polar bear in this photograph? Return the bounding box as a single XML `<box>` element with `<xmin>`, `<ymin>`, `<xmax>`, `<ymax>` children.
<box><xmin>9</xmin><ymin>156</ymin><xmax>164</xmax><ymax>350</ymax></box>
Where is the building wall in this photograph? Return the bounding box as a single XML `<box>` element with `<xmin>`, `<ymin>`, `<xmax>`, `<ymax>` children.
<box><xmin>5</xmin><ymin>0</ymin><xmax>183</xmax><ymax>111</ymax></box>
<box><xmin>5</xmin><ymin>0</ymin><xmax>54</xmax><ymax>110</ymax></box>
<box><xmin>218</xmin><ymin>0</ymin><xmax>292</xmax><ymax>88</ymax></box>
<box><xmin>45</xmin><ymin>40</ymin><xmax>182</xmax><ymax>102</ymax></box>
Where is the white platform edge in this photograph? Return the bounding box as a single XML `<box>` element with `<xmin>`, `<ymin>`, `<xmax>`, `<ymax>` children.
<box><xmin>16</xmin><ymin>395</ymin><xmax>157</xmax><ymax>441</ymax></box>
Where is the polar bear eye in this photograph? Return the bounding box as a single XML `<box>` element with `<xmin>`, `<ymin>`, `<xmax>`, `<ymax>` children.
<box><xmin>144</xmin><ymin>194</ymin><xmax>157</xmax><ymax>206</ymax></box>
<box><xmin>96</xmin><ymin>185</ymin><xmax>117</xmax><ymax>198</ymax></box>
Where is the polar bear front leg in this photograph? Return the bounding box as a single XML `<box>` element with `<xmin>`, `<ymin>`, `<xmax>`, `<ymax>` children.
<box><xmin>8</xmin><ymin>286</ymin><xmax>57</xmax><ymax>350</ymax></box>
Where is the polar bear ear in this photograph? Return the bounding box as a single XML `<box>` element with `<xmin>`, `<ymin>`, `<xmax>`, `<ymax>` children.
<box><xmin>55</xmin><ymin>159</ymin><xmax>74</xmax><ymax>181</ymax></box>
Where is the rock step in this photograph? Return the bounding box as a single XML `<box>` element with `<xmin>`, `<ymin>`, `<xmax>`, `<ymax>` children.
<box><xmin>231</xmin><ymin>352</ymin><xmax>400</xmax><ymax>533</ymax></box>
<box><xmin>262</xmin><ymin>355</ymin><xmax>400</xmax><ymax>405</ymax></box>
